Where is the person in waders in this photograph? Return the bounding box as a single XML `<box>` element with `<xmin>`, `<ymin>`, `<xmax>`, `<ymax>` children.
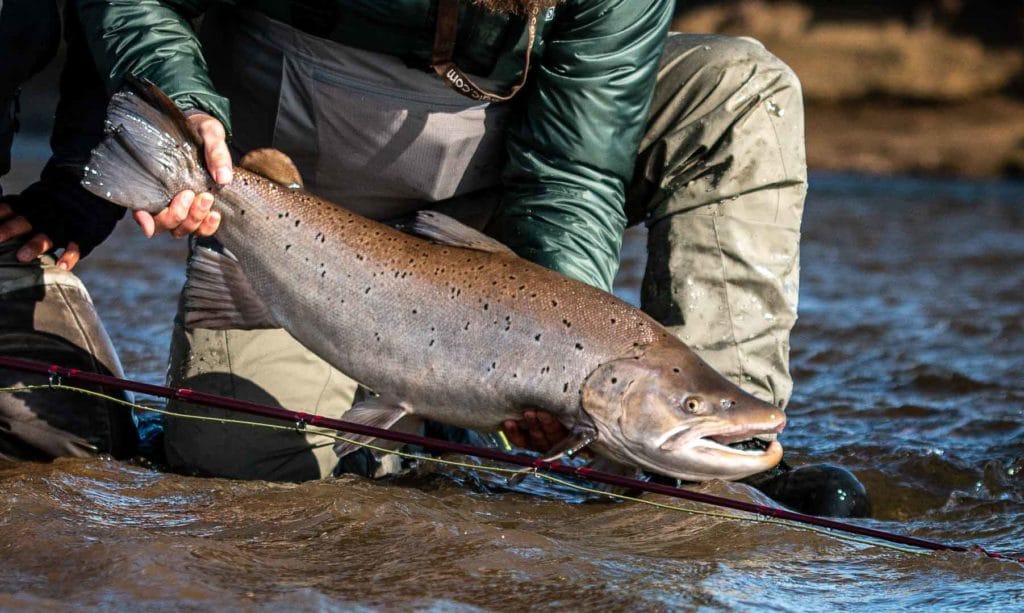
<box><xmin>77</xmin><ymin>0</ymin><xmax>869</xmax><ymax>517</ymax></box>
<box><xmin>0</xmin><ymin>0</ymin><xmax>137</xmax><ymax>461</ymax></box>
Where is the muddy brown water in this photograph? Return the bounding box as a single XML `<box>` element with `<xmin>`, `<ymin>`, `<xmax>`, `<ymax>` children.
<box><xmin>1</xmin><ymin>170</ymin><xmax>1023</xmax><ymax>609</ymax></box>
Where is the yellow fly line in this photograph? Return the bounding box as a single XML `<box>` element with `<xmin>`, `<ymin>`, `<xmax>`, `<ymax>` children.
<box><xmin>0</xmin><ymin>383</ymin><xmax>929</xmax><ymax>556</ymax></box>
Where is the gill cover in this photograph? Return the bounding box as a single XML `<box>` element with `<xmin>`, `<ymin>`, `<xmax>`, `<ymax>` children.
<box><xmin>580</xmin><ymin>339</ymin><xmax>785</xmax><ymax>481</ymax></box>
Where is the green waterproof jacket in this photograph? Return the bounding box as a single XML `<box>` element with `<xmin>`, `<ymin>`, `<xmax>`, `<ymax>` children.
<box><xmin>76</xmin><ymin>0</ymin><xmax>672</xmax><ymax>291</ymax></box>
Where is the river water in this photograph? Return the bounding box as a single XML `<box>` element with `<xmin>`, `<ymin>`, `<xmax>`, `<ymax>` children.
<box><xmin>1</xmin><ymin>166</ymin><xmax>1022</xmax><ymax>608</ymax></box>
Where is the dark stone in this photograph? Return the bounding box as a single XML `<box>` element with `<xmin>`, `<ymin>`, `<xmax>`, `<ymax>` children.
<box><xmin>746</xmin><ymin>462</ymin><xmax>873</xmax><ymax>518</ymax></box>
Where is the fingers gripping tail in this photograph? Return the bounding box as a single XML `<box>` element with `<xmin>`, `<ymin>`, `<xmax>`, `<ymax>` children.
<box><xmin>82</xmin><ymin>77</ymin><xmax>214</xmax><ymax>213</ymax></box>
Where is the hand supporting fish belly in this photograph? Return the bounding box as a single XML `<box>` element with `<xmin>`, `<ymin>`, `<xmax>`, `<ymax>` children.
<box><xmin>82</xmin><ymin>78</ymin><xmax>786</xmax><ymax>482</ymax></box>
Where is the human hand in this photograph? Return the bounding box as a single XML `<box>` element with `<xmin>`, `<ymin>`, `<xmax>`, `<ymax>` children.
<box><xmin>0</xmin><ymin>201</ymin><xmax>80</xmax><ymax>270</ymax></box>
<box><xmin>502</xmin><ymin>409</ymin><xmax>568</xmax><ymax>452</ymax></box>
<box><xmin>133</xmin><ymin>112</ymin><xmax>230</xmax><ymax>239</ymax></box>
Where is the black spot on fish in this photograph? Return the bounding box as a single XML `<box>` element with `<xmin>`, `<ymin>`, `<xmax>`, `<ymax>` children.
<box><xmin>610</xmin><ymin>378</ymin><xmax>617</xmax><ymax>384</ymax></box>
<box><xmin>320</xmin><ymin>271</ymin><xmax>326</xmax><ymax>278</ymax></box>
<box><xmin>294</xmin><ymin>219</ymin><xmax>300</xmax><ymax>227</ymax></box>
<box><xmin>365</xmin><ymin>287</ymin><xmax>371</xmax><ymax>294</ymax></box>
<box><xmin>483</xmin><ymin>303</ymin><xmax>489</xmax><ymax>310</ymax></box>
<box><xmin>534</xmin><ymin>333</ymin><xmax>542</xmax><ymax>341</ymax></box>
<box><xmin>551</xmin><ymin>300</ymin><xmax>558</xmax><ymax>307</ymax></box>
<box><xmin>429</xmin><ymin>339</ymin><xmax>435</xmax><ymax>347</ymax></box>
<box><xmin>563</xmin><ymin>319</ymin><xmax>572</xmax><ymax>328</ymax></box>
<box><xmin>278</xmin><ymin>213</ymin><xmax>284</xmax><ymax>219</ymax></box>
<box><xmin>673</xmin><ymin>367</ymin><xmax>680</xmax><ymax>373</ymax></box>
<box><xmin>412</xmin><ymin>309</ymin><xmax>418</xmax><ymax>314</ymax></box>
<box><xmin>610</xmin><ymin>318</ymin><xmax>617</xmax><ymax>324</ymax></box>
<box><xmin>285</xmin><ymin>244</ymin><xmax>291</xmax><ymax>251</ymax></box>
<box><xmin>563</xmin><ymin>382</ymin><xmax>569</xmax><ymax>393</ymax></box>
<box><xmin>240</xmin><ymin>209</ymin><xmax>246</xmax><ymax>216</ymax></box>
<box><xmin>575</xmin><ymin>343</ymin><xmax>583</xmax><ymax>351</ymax></box>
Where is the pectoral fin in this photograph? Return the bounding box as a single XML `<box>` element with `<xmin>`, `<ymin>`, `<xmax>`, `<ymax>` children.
<box><xmin>183</xmin><ymin>245</ymin><xmax>278</xmax><ymax>330</ymax></box>
<box><xmin>506</xmin><ymin>424</ymin><xmax>598</xmax><ymax>486</ymax></box>
<box><xmin>333</xmin><ymin>398</ymin><xmax>410</xmax><ymax>458</ymax></box>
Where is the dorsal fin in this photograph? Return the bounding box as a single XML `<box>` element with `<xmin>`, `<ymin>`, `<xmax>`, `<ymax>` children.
<box><xmin>239</xmin><ymin>148</ymin><xmax>304</xmax><ymax>188</ymax></box>
<box><xmin>403</xmin><ymin>210</ymin><xmax>515</xmax><ymax>254</ymax></box>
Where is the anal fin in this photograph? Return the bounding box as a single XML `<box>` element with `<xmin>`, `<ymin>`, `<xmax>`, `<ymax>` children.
<box><xmin>183</xmin><ymin>244</ymin><xmax>278</xmax><ymax>330</ymax></box>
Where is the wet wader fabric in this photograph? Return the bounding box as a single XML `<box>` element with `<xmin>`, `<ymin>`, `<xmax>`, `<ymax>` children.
<box><xmin>166</xmin><ymin>19</ymin><xmax>806</xmax><ymax>480</ymax></box>
<box><xmin>630</xmin><ymin>34</ymin><xmax>807</xmax><ymax>409</ymax></box>
<box><xmin>0</xmin><ymin>244</ymin><xmax>136</xmax><ymax>460</ymax></box>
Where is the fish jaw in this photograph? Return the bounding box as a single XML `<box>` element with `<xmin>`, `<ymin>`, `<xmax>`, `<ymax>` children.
<box><xmin>650</xmin><ymin>417</ymin><xmax>786</xmax><ymax>481</ymax></box>
<box><xmin>582</xmin><ymin>339</ymin><xmax>787</xmax><ymax>482</ymax></box>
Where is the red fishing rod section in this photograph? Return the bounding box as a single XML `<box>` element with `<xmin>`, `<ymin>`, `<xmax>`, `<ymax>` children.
<box><xmin>0</xmin><ymin>355</ymin><xmax>1018</xmax><ymax>563</ymax></box>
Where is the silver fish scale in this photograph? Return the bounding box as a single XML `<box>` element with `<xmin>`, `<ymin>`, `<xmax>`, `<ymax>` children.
<box><xmin>211</xmin><ymin>168</ymin><xmax>665</xmax><ymax>430</ymax></box>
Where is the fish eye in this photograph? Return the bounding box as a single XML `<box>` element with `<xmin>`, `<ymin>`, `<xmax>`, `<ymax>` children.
<box><xmin>683</xmin><ymin>396</ymin><xmax>703</xmax><ymax>414</ymax></box>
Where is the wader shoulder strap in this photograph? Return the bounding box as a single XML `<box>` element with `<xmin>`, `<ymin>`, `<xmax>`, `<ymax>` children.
<box><xmin>431</xmin><ymin>0</ymin><xmax>539</xmax><ymax>103</ymax></box>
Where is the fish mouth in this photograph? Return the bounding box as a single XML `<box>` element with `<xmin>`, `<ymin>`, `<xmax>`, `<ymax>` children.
<box><xmin>658</xmin><ymin>420</ymin><xmax>783</xmax><ymax>453</ymax></box>
<box><xmin>653</xmin><ymin>420</ymin><xmax>785</xmax><ymax>478</ymax></box>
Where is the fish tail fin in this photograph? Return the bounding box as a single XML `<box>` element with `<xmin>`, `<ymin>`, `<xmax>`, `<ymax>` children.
<box><xmin>82</xmin><ymin>76</ymin><xmax>213</xmax><ymax>213</ymax></box>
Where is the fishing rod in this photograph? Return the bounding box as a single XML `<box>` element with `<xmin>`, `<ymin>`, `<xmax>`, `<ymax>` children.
<box><xmin>0</xmin><ymin>355</ymin><xmax>1018</xmax><ymax>563</ymax></box>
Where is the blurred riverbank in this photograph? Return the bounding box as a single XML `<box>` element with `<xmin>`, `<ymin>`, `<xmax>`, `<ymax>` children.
<box><xmin>675</xmin><ymin>0</ymin><xmax>1024</xmax><ymax>178</ymax></box>
<box><xmin>7</xmin><ymin>1</ymin><xmax>1024</xmax><ymax>183</ymax></box>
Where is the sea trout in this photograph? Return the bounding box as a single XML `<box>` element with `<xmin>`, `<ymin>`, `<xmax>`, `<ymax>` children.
<box><xmin>82</xmin><ymin>80</ymin><xmax>785</xmax><ymax>481</ymax></box>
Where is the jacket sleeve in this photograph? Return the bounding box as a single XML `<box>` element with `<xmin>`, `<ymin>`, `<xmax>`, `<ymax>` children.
<box><xmin>4</xmin><ymin>0</ymin><xmax>125</xmax><ymax>257</ymax></box>
<box><xmin>492</xmin><ymin>0</ymin><xmax>673</xmax><ymax>292</ymax></box>
<box><xmin>75</xmin><ymin>0</ymin><xmax>232</xmax><ymax>133</ymax></box>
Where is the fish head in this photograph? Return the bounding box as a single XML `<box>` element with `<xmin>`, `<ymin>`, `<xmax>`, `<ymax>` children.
<box><xmin>581</xmin><ymin>340</ymin><xmax>785</xmax><ymax>481</ymax></box>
